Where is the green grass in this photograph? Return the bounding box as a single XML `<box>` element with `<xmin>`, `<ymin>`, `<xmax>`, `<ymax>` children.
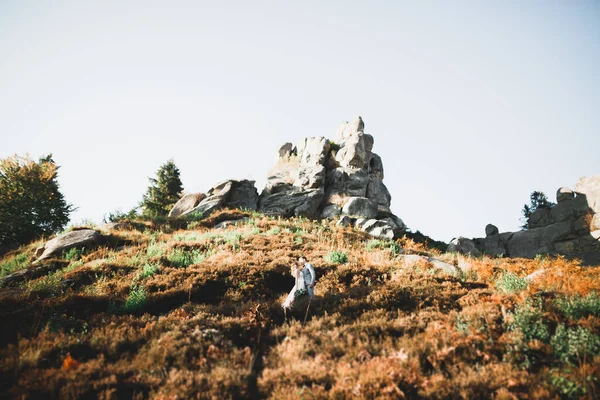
<box><xmin>365</xmin><ymin>239</ymin><xmax>402</xmax><ymax>255</ymax></box>
<box><xmin>554</xmin><ymin>291</ymin><xmax>600</xmax><ymax>320</ymax></box>
<box><xmin>495</xmin><ymin>271</ymin><xmax>528</xmax><ymax>294</ymax></box>
<box><xmin>265</xmin><ymin>226</ymin><xmax>281</xmax><ymax>236</ymax></box>
<box><xmin>63</xmin><ymin>247</ymin><xmax>83</xmax><ymax>261</ymax></box>
<box><xmin>325</xmin><ymin>251</ymin><xmax>348</xmax><ymax>264</ymax></box>
<box><xmin>138</xmin><ymin>262</ymin><xmax>160</xmax><ymax>279</ymax></box>
<box><xmin>122</xmin><ymin>284</ymin><xmax>147</xmax><ymax>313</ymax></box>
<box><xmin>167</xmin><ymin>248</ymin><xmax>209</xmax><ymax>268</ymax></box>
<box><xmin>0</xmin><ymin>252</ymin><xmax>30</xmax><ymax>278</ymax></box>
<box><xmin>146</xmin><ymin>242</ymin><xmax>167</xmax><ymax>258</ymax></box>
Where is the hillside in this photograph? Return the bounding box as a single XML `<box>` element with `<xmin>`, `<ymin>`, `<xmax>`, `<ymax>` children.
<box><xmin>1</xmin><ymin>209</ymin><xmax>599</xmax><ymax>399</ymax></box>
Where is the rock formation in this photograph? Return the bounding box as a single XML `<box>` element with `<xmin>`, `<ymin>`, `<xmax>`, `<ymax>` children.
<box><xmin>169</xmin><ymin>180</ymin><xmax>258</xmax><ymax>219</ymax></box>
<box><xmin>258</xmin><ymin>116</ymin><xmax>406</xmax><ymax>239</ymax></box>
<box><xmin>170</xmin><ymin>117</ymin><xmax>406</xmax><ymax>240</ymax></box>
<box><xmin>451</xmin><ymin>176</ymin><xmax>600</xmax><ymax>264</ymax></box>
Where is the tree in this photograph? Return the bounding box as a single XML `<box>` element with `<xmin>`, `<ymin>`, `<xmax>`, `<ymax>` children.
<box><xmin>0</xmin><ymin>154</ymin><xmax>74</xmax><ymax>247</ymax></box>
<box><xmin>140</xmin><ymin>160</ymin><xmax>183</xmax><ymax>218</ymax></box>
<box><xmin>521</xmin><ymin>191</ymin><xmax>556</xmax><ymax>229</ymax></box>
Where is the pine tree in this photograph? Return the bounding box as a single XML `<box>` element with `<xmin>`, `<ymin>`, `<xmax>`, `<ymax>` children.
<box><xmin>141</xmin><ymin>160</ymin><xmax>183</xmax><ymax>218</ymax></box>
<box><xmin>0</xmin><ymin>154</ymin><xmax>74</xmax><ymax>247</ymax></box>
<box><xmin>520</xmin><ymin>191</ymin><xmax>555</xmax><ymax>229</ymax></box>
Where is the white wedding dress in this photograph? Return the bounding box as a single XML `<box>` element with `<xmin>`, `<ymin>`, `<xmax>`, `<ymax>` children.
<box><xmin>282</xmin><ymin>268</ymin><xmax>306</xmax><ymax>309</ymax></box>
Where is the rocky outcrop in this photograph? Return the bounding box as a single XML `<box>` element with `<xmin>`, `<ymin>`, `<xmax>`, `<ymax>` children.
<box><xmin>169</xmin><ymin>193</ymin><xmax>206</xmax><ymax>218</ymax></box>
<box><xmin>447</xmin><ymin>237</ymin><xmax>481</xmax><ymax>256</ymax></box>
<box><xmin>174</xmin><ymin>180</ymin><xmax>258</xmax><ymax>219</ymax></box>
<box><xmin>35</xmin><ymin>229</ymin><xmax>105</xmax><ymax>261</ymax></box>
<box><xmin>461</xmin><ymin>176</ymin><xmax>600</xmax><ymax>264</ymax></box>
<box><xmin>258</xmin><ymin>116</ymin><xmax>406</xmax><ymax>238</ymax></box>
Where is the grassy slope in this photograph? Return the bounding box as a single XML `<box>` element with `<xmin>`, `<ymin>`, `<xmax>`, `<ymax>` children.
<box><xmin>0</xmin><ymin>210</ymin><xmax>599</xmax><ymax>399</ymax></box>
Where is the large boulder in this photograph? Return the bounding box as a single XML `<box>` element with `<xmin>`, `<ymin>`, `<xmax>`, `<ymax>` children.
<box><xmin>507</xmin><ymin>229</ymin><xmax>543</xmax><ymax>259</ymax></box>
<box><xmin>484</xmin><ymin>232</ymin><xmax>513</xmax><ymax>257</ymax></box>
<box><xmin>36</xmin><ymin>229</ymin><xmax>104</xmax><ymax>261</ymax></box>
<box><xmin>335</xmin><ymin>133</ymin><xmax>369</xmax><ymax>169</ymax></box>
<box><xmin>358</xmin><ymin>219</ymin><xmax>394</xmax><ymax>240</ymax></box>
<box><xmin>556</xmin><ymin>187</ymin><xmax>574</xmax><ymax>203</ymax></box>
<box><xmin>447</xmin><ymin>237</ymin><xmax>481</xmax><ymax>256</ymax></box>
<box><xmin>574</xmin><ymin>175</ymin><xmax>600</xmax><ymax>213</ymax></box>
<box><xmin>342</xmin><ymin>197</ymin><xmax>378</xmax><ymax>219</ymax></box>
<box><xmin>169</xmin><ymin>193</ymin><xmax>205</xmax><ymax>218</ymax></box>
<box><xmin>181</xmin><ymin>180</ymin><xmax>258</xmax><ymax>219</ymax></box>
<box><xmin>528</xmin><ymin>208</ymin><xmax>550</xmax><ymax>229</ymax></box>
<box><xmin>485</xmin><ymin>224</ymin><xmax>499</xmax><ymax>237</ymax></box>
<box><xmin>366</xmin><ymin>178</ymin><xmax>391</xmax><ymax>208</ymax></box>
<box><xmin>259</xmin><ymin>188</ymin><xmax>324</xmax><ymax>218</ymax></box>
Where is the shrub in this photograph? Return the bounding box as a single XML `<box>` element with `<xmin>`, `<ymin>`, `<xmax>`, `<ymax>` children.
<box><xmin>138</xmin><ymin>262</ymin><xmax>160</xmax><ymax>279</ymax></box>
<box><xmin>167</xmin><ymin>248</ymin><xmax>208</xmax><ymax>268</ymax></box>
<box><xmin>63</xmin><ymin>247</ymin><xmax>82</xmax><ymax>261</ymax></box>
<box><xmin>507</xmin><ymin>298</ymin><xmax>549</xmax><ymax>343</ymax></box>
<box><xmin>0</xmin><ymin>154</ymin><xmax>74</xmax><ymax>247</ymax></box>
<box><xmin>551</xmin><ymin>324</ymin><xmax>600</xmax><ymax>364</ymax></box>
<box><xmin>140</xmin><ymin>159</ymin><xmax>183</xmax><ymax>218</ymax></box>
<box><xmin>554</xmin><ymin>292</ymin><xmax>600</xmax><ymax>320</ymax></box>
<box><xmin>366</xmin><ymin>239</ymin><xmax>402</xmax><ymax>255</ymax></box>
<box><xmin>265</xmin><ymin>227</ymin><xmax>281</xmax><ymax>236</ymax></box>
<box><xmin>325</xmin><ymin>251</ymin><xmax>348</xmax><ymax>264</ymax></box>
<box><xmin>146</xmin><ymin>242</ymin><xmax>167</xmax><ymax>258</ymax></box>
<box><xmin>0</xmin><ymin>252</ymin><xmax>30</xmax><ymax>277</ymax></box>
<box><xmin>495</xmin><ymin>271</ymin><xmax>528</xmax><ymax>294</ymax></box>
<box><xmin>123</xmin><ymin>284</ymin><xmax>147</xmax><ymax>313</ymax></box>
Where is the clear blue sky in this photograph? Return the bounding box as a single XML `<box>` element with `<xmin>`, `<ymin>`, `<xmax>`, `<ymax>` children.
<box><xmin>1</xmin><ymin>1</ymin><xmax>599</xmax><ymax>242</ymax></box>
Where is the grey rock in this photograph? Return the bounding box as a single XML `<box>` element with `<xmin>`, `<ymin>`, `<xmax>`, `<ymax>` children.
<box><xmin>367</xmin><ymin>153</ymin><xmax>384</xmax><ymax>179</ymax></box>
<box><xmin>224</xmin><ymin>180</ymin><xmax>259</xmax><ymax>210</ymax></box>
<box><xmin>429</xmin><ymin>259</ymin><xmax>459</xmax><ymax>275</ymax></box>
<box><xmin>214</xmin><ymin>218</ymin><xmax>249</xmax><ymax>229</ymax></box>
<box><xmin>321</xmin><ymin>204</ymin><xmax>341</xmax><ymax>219</ymax></box>
<box><xmin>528</xmin><ymin>208</ymin><xmax>550</xmax><ymax>228</ymax></box>
<box><xmin>338</xmin><ymin>116</ymin><xmax>365</xmax><ymax>139</ymax></box>
<box><xmin>345</xmin><ymin>170</ymin><xmax>369</xmax><ymax>197</ymax></box>
<box><xmin>359</xmin><ymin>219</ymin><xmax>395</xmax><ymax>240</ymax></box>
<box><xmin>363</xmin><ymin>134</ymin><xmax>374</xmax><ymax>152</ymax></box>
<box><xmin>485</xmin><ymin>224</ymin><xmax>499</xmax><ymax>237</ymax></box>
<box><xmin>447</xmin><ymin>237</ymin><xmax>481</xmax><ymax>256</ymax></box>
<box><xmin>337</xmin><ymin>215</ymin><xmax>355</xmax><ymax>227</ymax></box>
<box><xmin>37</xmin><ymin>229</ymin><xmax>104</xmax><ymax>261</ymax></box>
<box><xmin>574</xmin><ymin>175</ymin><xmax>600</xmax><ymax>213</ymax></box>
<box><xmin>294</xmin><ymin>166</ymin><xmax>326</xmax><ymax>189</ymax></box>
<box><xmin>525</xmin><ymin>269</ymin><xmax>547</xmax><ymax>282</ymax></box>
<box><xmin>336</xmin><ymin>133</ymin><xmax>369</xmax><ymax>169</ymax></box>
<box><xmin>553</xmin><ymin>240</ymin><xmax>578</xmax><ymax>254</ymax></box>
<box><xmin>507</xmin><ymin>229</ymin><xmax>543</xmax><ymax>259</ymax></box>
<box><xmin>278</xmin><ymin>142</ymin><xmax>295</xmax><ymax>159</ymax></box>
<box><xmin>556</xmin><ymin>187</ymin><xmax>574</xmax><ymax>203</ymax></box>
<box><xmin>366</xmin><ymin>178</ymin><xmax>391</xmax><ymax>208</ymax></box>
<box><xmin>296</xmin><ymin>137</ymin><xmax>329</xmax><ymax>167</ymax></box>
<box><xmin>484</xmin><ymin>232</ymin><xmax>513</xmax><ymax>257</ymax></box>
<box><xmin>169</xmin><ymin>193</ymin><xmax>205</xmax><ymax>218</ymax></box>
<box><xmin>259</xmin><ymin>188</ymin><xmax>324</xmax><ymax>218</ymax></box>
<box><xmin>342</xmin><ymin>197</ymin><xmax>378</xmax><ymax>219</ymax></box>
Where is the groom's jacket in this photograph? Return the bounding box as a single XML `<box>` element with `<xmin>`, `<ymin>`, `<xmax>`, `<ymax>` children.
<box><xmin>302</xmin><ymin>263</ymin><xmax>316</xmax><ymax>286</ymax></box>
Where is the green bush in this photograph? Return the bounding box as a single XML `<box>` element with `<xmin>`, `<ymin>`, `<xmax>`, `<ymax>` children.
<box><xmin>507</xmin><ymin>298</ymin><xmax>549</xmax><ymax>342</ymax></box>
<box><xmin>63</xmin><ymin>247</ymin><xmax>82</xmax><ymax>261</ymax></box>
<box><xmin>138</xmin><ymin>262</ymin><xmax>160</xmax><ymax>279</ymax></box>
<box><xmin>123</xmin><ymin>285</ymin><xmax>147</xmax><ymax>313</ymax></box>
<box><xmin>551</xmin><ymin>324</ymin><xmax>600</xmax><ymax>364</ymax></box>
<box><xmin>265</xmin><ymin>226</ymin><xmax>281</xmax><ymax>236</ymax></box>
<box><xmin>366</xmin><ymin>239</ymin><xmax>402</xmax><ymax>255</ymax></box>
<box><xmin>554</xmin><ymin>292</ymin><xmax>600</xmax><ymax>320</ymax></box>
<box><xmin>146</xmin><ymin>242</ymin><xmax>167</xmax><ymax>258</ymax></box>
<box><xmin>495</xmin><ymin>271</ymin><xmax>528</xmax><ymax>294</ymax></box>
<box><xmin>167</xmin><ymin>248</ymin><xmax>208</xmax><ymax>268</ymax></box>
<box><xmin>0</xmin><ymin>252</ymin><xmax>29</xmax><ymax>277</ymax></box>
<box><xmin>325</xmin><ymin>251</ymin><xmax>348</xmax><ymax>264</ymax></box>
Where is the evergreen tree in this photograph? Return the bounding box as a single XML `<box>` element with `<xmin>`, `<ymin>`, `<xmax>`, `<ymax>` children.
<box><xmin>141</xmin><ymin>160</ymin><xmax>183</xmax><ymax>218</ymax></box>
<box><xmin>0</xmin><ymin>154</ymin><xmax>74</xmax><ymax>247</ymax></box>
<box><xmin>521</xmin><ymin>191</ymin><xmax>555</xmax><ymax>229</ymax></box>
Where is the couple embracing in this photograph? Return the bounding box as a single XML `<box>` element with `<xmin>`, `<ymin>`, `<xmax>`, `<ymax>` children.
<box><xmin>282</xmin><ymin>256</ymin><xmax>316</xmax><ymax>310</ymax></box>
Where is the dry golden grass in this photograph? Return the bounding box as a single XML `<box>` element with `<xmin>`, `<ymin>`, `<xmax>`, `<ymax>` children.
<box><xmin>0</xmin><ymin>210</ymin><xmax>599</xmax><ymax>399</ymax></box>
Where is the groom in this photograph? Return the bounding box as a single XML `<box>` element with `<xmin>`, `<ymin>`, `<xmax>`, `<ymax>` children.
<box><xmin>298</xmin><ymin>256</ymin><xmax>316</xmax><ymax>298</ymax></box>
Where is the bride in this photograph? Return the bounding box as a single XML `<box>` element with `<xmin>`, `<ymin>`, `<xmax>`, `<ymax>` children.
<box><xmin>282</xmin><ymin>260</ymin><xmax>307</xmax><ymax>310</ymax></box>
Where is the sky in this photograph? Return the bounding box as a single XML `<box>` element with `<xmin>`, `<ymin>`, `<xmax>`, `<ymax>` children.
<box><xmin>1</xmin><ymin>0</ymin><xmax>599</xmax><ymax>242</ymax></box>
